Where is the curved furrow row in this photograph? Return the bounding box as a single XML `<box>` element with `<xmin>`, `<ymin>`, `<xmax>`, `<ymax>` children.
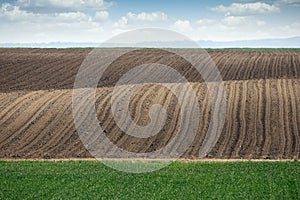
<box><xmin>233</xmin><ymin>80</ymin><xmax>248</xmax><ymax>157</ymax></box>
<box><xmin>0</xmin><ymin>59</ymin><xmax>44</xmax><ymax>89</ymax></box>
<box><xmin>0</xmin><ymin>91</ymin><xmax>37</xmax><ymax>123</ymax></box>
<box><xmin>184</xmin><ymin>82</ymin><xmax>210</xmax><ymax>157</ymax></box>
<box><xmin>216</xmin><ymin>82</ymin><xmax>234</xmax><ymax>158</ymax></box>
<box><xmin>261</xmin><ymin>80</ymin><xmax>272</xmax><ymax>157</ymax></box>
<box><xmin>236</xmin><ymin>52</ymin><xmax>258</xmax><ymax>80</ymax></box>
<box><xmin>248</xmin><ymin>52</ymin><xmax>264</xmax><ymax>80</ymax></box>
<box><xmin>0</xmin><ymin>52</ymin><xmax>43</xmax><ymax>73</ymax></box>
<box><xmin>6</xmin><ymin>56</ymin><xmax>81</xmax><ymax>90</ymax></box>
<box><xmin>219</xmin><ymin>51</ymin><xmax>243</xmax><ymax>80</ymax></box>
<box><xmin>287</xmin><ymin>79</ymin><xmax>300</xmax><ymax>157</ymax></box>
<box><xmin>0</xmin><ymin>91</ymin><xmax>66</xmax><ymax>150</ymax></box>
<box><xmin>246</xmin><ymin>80</ymin><xmax>259</xmax><ymax>158</ymax></box>
<box><xmin>145</xmin><ymin>85</ymin><xmax>181</xmax><ymax>153</ymax></box>
<box><xmin>276</xmin><ymin>79</ymin><xmax>286</xmax><ymax>158</ymax></box>
<box><xmin>0</xmin><ymin>79</ymin><xmax>300</xmax><ymax>159</ymax></box>
<box><xmin>237</xmin><ymin>52</ymin><xmax>264</xmax><ymax>157</ymax></box>
<box><xmin>0</xmin><ymin>91</ymin><xmax>49</xmax><ymax>144</ymax></box>
<box><xmin>1</xmin><ymin>49</ymin><xmax>300</xmax><ymax>159</ymax></box>
<box><xmin>113</xmin><ymin>85</ymin><xmax>158</xmax><ymax>152</ymax></box>
<box><xmin>282</xmin><ymin>79</ymin><xmax>293</xmax><ymax>157</ymax></box>
<box><xmin>13</xmin><ymin>91</ymin><xmax>71</xmax><ymax>153</ymax></box>
<box><xmin>2</xmin><ymin>55</ymin><xmax>68</xmax><ymax>87</ymax></box>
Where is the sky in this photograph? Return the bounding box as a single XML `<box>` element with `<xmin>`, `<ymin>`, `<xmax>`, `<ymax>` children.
<box><xmin>0</xmin><ymin>0</ymin><xmax>300</xmax><ymax>43</ymax></box>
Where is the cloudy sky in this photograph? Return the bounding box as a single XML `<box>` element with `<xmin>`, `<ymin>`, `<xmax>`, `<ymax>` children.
<box><xmin>0</xmin><ymin>0</ymin><xmax>299</xmax><ymax>43</ymax></box>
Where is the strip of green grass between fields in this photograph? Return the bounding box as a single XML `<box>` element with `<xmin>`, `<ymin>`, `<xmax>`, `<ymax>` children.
<box><xmin>0</xmin><ymin>161</ymin><xmax>299</xmax><ymax>199</ymax></box>
<box><xmin>1</xmin><ymin>47</ymin><xmax>300</xmax><ymax>52</ymax></box>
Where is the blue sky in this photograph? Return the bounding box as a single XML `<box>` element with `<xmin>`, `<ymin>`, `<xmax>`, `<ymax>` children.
<box><xmin>0</xmin><ymin>0</ymin><xmax>299</xmax><ymax>43</ymax></box>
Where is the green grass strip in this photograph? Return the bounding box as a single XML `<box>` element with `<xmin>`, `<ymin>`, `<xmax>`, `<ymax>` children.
<box><xmin>0</xmin><ymin>161</ymin><xmax>299</xmax><ymax>199</ymax></box>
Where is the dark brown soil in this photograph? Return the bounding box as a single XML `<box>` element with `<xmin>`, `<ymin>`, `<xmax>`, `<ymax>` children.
<box><xmin>0</xmin><ymin>48</ymin><xmax>299</xmax><ymax>159</ymax></box>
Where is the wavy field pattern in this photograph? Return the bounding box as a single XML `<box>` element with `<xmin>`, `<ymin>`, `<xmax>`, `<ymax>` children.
<box><xmin>0</xmin><ymin>49</ymin><xmax>299</xmax><ymax>159</ymax></box>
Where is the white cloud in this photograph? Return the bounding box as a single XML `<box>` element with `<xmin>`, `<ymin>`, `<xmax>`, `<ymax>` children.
<box><xmin>241</xmin><ymin>0</ymin><xmax>300</xmax><ymax>6</ymax></box>
<box><xmin>114</xmin><ymin>12</ymin><xmax>169</xmax><ymax>28</ymax></box>
<box><xmin>220</xmin><ymin>16</ymin><xmax>266</xmax><ymax>27</ymax></box>
<box><xmin>126</xmin><ymin>12</ymin><xmax>168</xmax><ymax>22</ymax></box>
<box><xmin>212</xmin><ymin>2</ymin><xmax>280</xmax><ymax>15</ymax></box>
<box><xmin>0</xmin><ymin>3</ymin><xmax>35</xmax><ymax>21</ymax></box>
<box><xmin>94</xmin><ymin>11</ymin><xmax>109</xmax><ymax>21</ymax></box>
<box><xmin>273</xmin><ymin>22</ymin><xmax>300</xmax><ymax>36</ymax></box>
<box><xmin>172</xmin><ymin>20</ymin><xmax>193</xmax><ymax>32</ymax></box>
<box><xmin>279</xmin><ymin>0</ymin><xmax>300</xmax><ymax>6</ymax></box>
<box><xmin>0</xmin><ymin>3</ymin><xmax>93</xmax><ymax>23</ymax></box>
<box><xmin>0</xmin><ymin>3</ymin><xmax>172</xmax><ymax>44</ymax></box>
<box><xmin>15</xmin><ymin>0</ymin><xmax>113</xmax><ymax>12</ymax></box>
<box><xmin>194</xmin><ymin>15</ymin><xmax>272</xmax><ymax>41</ymax></box>
<box><xmin>256</xmin><ymin>20</ymin><xmax>266</xmax><ymax>26</ymax></box>
<box><xmin>0</xmin><ymin>1</ymin><xmax>298</xmax><ymax>44</ymax></box>
<box><xmin>55</xmin><ymin>12</ymin><xmax>90</xmax><ymax>22</ymax></box>
<box><xmin>196</xmin><ymin>18</ymin><xmax>216</xmax><ymax>26</ymax></box>
<box><xmin>114</xmin><ymin>16</ymin><xmax>129</xmax><ymax>27</ymax></box>
<box><xmin>222</xmin><ymin>16</ymin><xmax>249</xmax><ymax>26</ymax></box>
<box><xmin>0</xmin><ymin>2</ymin><xmax>109</xmax><ymax>43</ymax></box>
<box><xmin>0</xmin><ymin>13</ymin><xmax>107</xmax><ymax>43</ymax></box>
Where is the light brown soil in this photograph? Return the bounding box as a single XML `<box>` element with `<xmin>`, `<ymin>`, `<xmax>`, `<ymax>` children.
<box><xmin>0</xmin><ymin>48</ymin><xmax>299</xmax><ymax>160</ymax></box>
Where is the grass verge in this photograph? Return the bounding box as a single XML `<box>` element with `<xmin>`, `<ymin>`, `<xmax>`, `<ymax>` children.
<box><xmin>0</xmin><ymin>160</ymin><xmax>299</xmax><ymax>199</ymax></box>
<box><xmin>205</xmin><ymin>48</ymin><xmax>300</xmax><ymax>52</ymax></box>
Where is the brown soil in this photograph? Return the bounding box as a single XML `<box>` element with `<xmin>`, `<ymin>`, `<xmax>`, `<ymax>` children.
<box><xmin>0</xmin><ymin>48</ymin><xmax>299</xmax><ymax>160</ymax></box>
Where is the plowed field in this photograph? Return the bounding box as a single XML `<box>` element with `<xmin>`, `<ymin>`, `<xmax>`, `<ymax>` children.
<box><xmin>0</xmin><ymin>48</ymin><xmax>299</xmax><ymax>159</ymax></box>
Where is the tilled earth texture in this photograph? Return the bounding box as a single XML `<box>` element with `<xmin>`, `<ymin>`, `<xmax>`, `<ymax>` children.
<box><xmin>0</xmin><ymin>48</ymin><xmax>299</xmax><ymax>159</ymax></box>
